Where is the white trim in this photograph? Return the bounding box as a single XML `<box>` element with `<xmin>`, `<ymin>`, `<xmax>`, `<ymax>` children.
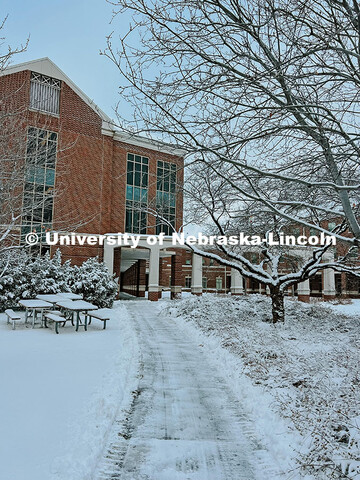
<box><xmin>113</xmin><ymin>131</ymin><xmax>186</xmax><ymax>157</ymax></box>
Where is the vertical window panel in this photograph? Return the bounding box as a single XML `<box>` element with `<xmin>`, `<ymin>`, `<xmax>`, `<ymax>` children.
<box><xmin>126</xmin><ymin>153</ymin><xmax>148</xmax><ymax>233</ymax></box>
<box><xmin>156</xmin><ymin>160</ymin><xmax>177</xmax><ymax>235</ymax></box>
<box><xmin>21</xmin><ymin>127</ymin><xmax>57</xmax><ymax>245</ymax></box>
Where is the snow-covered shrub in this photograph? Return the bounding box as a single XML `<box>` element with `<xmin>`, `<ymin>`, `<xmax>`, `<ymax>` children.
<box><xmin>0</xmin><ymin>250</ymin><xmax>29</xmax><ymax>310</ymax></box>
<box><xmin>70</xmin><ymin>257</ymin><xmax>118</xmax><ymax>308</ymax></box>
<box><xmin>0</xmin><ymin>250</ymin><xmax>118</xmax><ymax>311</ymax></box>
<box><xmin>20</xmin><ymin>250</ymin><xmax>72</xmax><ymax>299</ymax></box>
<box><xmin>0</xmin><ymin>250</ymin><xmax>72</xmax><ymax>309</ymax></box>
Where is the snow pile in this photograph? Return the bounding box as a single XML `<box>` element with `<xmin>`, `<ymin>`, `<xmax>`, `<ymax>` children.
<box><xmin>163</xmin><ymin>294</ymin><xmax>360</xmax><ymax>479</ymax></box>
<box><xmin>0</xmin><ymin>300</ymin><xmax>139</xmax><ymax>480</ymax></box>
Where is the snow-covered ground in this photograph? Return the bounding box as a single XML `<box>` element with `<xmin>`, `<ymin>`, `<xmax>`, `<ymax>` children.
<box><xmin>161</xmin><ymin>294</ymin><xmax>360</xmax><ymax>479</ymax></box>
<box><xmin>0</xmin><ymin>301</ymin><xmax>139</xmax><ymax>480</ymax></box>
<box><xmin>94</xmin><ymin>300</ymin><xmax>286</xmax><ymax>480</ymax></box>
<box><xmin>328</xmin><ymin>298</ymin><xmax>360</xmax><ymax>317</ymax></box>
<box><xmin>2</xmin><ymin>294</ymin><xmax>359</xmax><ymax>480</ymax></box>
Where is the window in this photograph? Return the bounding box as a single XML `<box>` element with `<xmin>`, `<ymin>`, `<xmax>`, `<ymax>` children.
<box><xmin>185</xmin><ymin>276</ymin><xmax>191</xmax><ymax>288</ymax></box>
<box><xmin>185</xmin><ymin>258</ymin><xmax>191</xmax><ymax>265</ymax></box>
<box><xmin>328</xmin><ymin>222</ymin><xmax>336</xmax><ymax>231</ymax></box>
<box><xmin>30</xmin><ymin>72</ymin><xmax>61</xmax><ymax>115</ymax></box>
<box><xmin>202</xmin><ymin>277</ymin><xmax>208</xmax><ymax>289</ymax></box>
<box><xmin>156</xmin><ymin>160</ymin><xmax>177</xmax><ymax>235</ymax></box>
<box><xmin>21</xmin><ymin>127</ymin><xmax>57</xmax><ymax>244</ymax></box>
<box><xmin>125</xmin><ymin>153</ymin><xmax>148</xmax><ymax>233</ymax></box>
<box><xmin>216</xmin><ymin>277</ymin><xmax>223</xmax><ymax>290</ymax></box>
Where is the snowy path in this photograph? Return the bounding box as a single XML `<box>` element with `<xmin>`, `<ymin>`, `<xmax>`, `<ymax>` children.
<box><xmin>95</xmin><ymin>301</ymin><xmax>282</xmax><ymax>480</ymax></box>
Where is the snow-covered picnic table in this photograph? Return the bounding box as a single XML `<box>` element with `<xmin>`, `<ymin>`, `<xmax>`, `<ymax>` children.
<box><xmin>36</xmin><ymin>293</ymin><xmax>82</xmax><ymax>304</ymax></box>
<box><xmin>18</xmin><ymin>299</ymin><xmax>53</xmax><ymax>328</ymax></box>
<box><xmin>55</xmin><ymin>300</ymin><xmax>98</xmax><ymax>331</ymax></box>
<box><xmin>55</xmin><ymin>292</ymin><xmax>83</xmax><ymax>300</ymax></box>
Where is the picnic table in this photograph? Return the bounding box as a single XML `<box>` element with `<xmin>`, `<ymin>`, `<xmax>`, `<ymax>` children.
<box><xmin>36</xmin><ymin>294</ymin><xmax>68</xmax><ymax>305</ymax></box>
<box><xmin>56</xmin><ymin>300</ymin><xmax>98</xmax><ymax>331</ymax></box>
<box><xmin>18</xmin><ymin>299</ymin><xmax>53</xmax><ymax>328</ymax></box>
<box><xmin>36</xmin><ymin>293</ymin><xmax>83</xmax><ymax>304</ymax></box>
<box><xmin>56</xmin><ymin>293</ymin><xmax>83</xmax><ymax>300</ymax></box>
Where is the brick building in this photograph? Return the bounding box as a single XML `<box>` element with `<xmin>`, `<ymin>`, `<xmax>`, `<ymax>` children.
<box><xmin>0</xmin><ymin>58</ymin><xmax>188</xmax><ymax>300</ymax></box>
<box><xmin>1</xmin><ymin>58</ymin><xmax>358</xmax><ymax>301</ymax></box>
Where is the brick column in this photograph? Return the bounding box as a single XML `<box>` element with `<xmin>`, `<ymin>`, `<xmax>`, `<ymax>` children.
<box><xmin>148</xmin><ymin>246</ymin><xmax>160</xmax><ymax>301</ymax></box>
<box><xmin>137</xmin><ymin>259</ymin><xmax>146</xmax><ymax>297</ymax></box>
<box><xmin>171</xmin><ymin>250</ymin><xmax>183</xmax><ymax>299</ymax></box>
<box><xmin>246</xmin><ymin>277</ymin><xmax>251</xmax><ymax>293</ymax></box>
<box><xmin>113</xmin><ymin>248</ymin><xmax>121</xmax><ymax>278</ymax></box>
<box><xmin>230</xmin><ymin>269</ymin><xmax>244</xmax><ymax>295</ymax></box>
<box><xmin>191</xmin><ymin>253</ymin><xmax>203</xmax><ymax>296</ymax></box>
<box><xmin>298</xmin><ymin>279</ymin><xmax>310</xmax><ymax>302</ymax></box>
<box><xmin>341</xmin><ymin>272</ymin><xmax>349</xmax><ymax>297</ymax></box>
<box><xmin>158</xmin><ymin>260</ymin><xmax>163</xmax><ymax>299</ymax></box>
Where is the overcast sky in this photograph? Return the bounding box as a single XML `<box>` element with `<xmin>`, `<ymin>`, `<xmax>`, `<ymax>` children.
<box><xmin>2</xmin><ymin>0</ymin><xmax>128</xmax><ymax>121</ymax></box>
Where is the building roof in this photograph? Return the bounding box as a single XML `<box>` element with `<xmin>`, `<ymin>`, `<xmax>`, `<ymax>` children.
<box><xmin>2</xmin><ymin>57</ymin><xmax>185</xmax><ymax>156</ymax></box>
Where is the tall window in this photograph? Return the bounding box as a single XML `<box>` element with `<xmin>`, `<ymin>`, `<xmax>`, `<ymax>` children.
<box><xmin>30</xmin><ymin>72</ymin><xmax>61</xmax><ymax>115</ymax></box>
<box><xmin>125</xmin><ymin>153</ymin><xmax>148</xmax><ymax>233</ymax></box>
<box><xmin>156</xmin><ymin>160</ymin><xmax>177</xmax><ymax>235</ymax></box>
<box><xmin>21</xmin><ymin>127</ymin><xmax>57</xmax><ymax>243</ymax></box>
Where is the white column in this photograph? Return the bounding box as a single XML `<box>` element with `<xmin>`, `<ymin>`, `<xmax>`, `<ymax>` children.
<box><xmin>230</xmin><ymin>269</ymin><xmax>244</xmax><ymax>295</ymax></box>
<box><xmin>148</xmin><ymin>246</ymin><xmax>160</xmax><ymax>294</ymax></box>
<box><xmin>323</xmin><ymin>267</ymin><xmax>336</xmax><ymax>298</ymax></box>
<box><xmin>298</xmin><ymin>279</ymin><xmax>310</xmax><ymax>298</ymax></box>
<box><xmin>191</xmin><ymin>253</ymin><xmax>203</xmax><ymax>295</ymax></box>
<box><xmin>103</xmin><ymin>240</ymin><xmax>114</xmax><ymax>274</ymax></box>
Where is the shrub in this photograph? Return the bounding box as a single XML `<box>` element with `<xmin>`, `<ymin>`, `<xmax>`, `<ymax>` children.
<box><xmin>0</xmin><ymin>250</ymin><xmax>118</xmax><ymax>311</ymax></box>
<box><xmin>70</xmin><ymin>257</ymin><xmax>118</xmax><ymax>308</ymax></box>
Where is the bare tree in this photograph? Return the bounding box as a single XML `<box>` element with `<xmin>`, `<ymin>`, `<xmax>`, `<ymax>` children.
<box><xmin>102</xmin><ymin>0</ymin><xmax>360</xmax><ymax>321</ymax></box>
<box><xmin>105</xmin><ymin>0</ymin><xmax>360</xmax><ymax>242</ymax></box>
<box><xmin>0</xmin><ymin>19</ymin><xmax>87</xmax><ymax>257</ymax></box>
<box><xmin>0</xmin><ymin>16</ymin><xmax>28</xmax><ymax>71</ymax></box>
<box><xmin>0</xmin><ymin>17</ymin><xmax>29</xmax><ymax>252</ymax></box>
<box><xmin>185</xmin><ymin>164</ymin><xmax>360</xmax><ymax>322</ymax></box>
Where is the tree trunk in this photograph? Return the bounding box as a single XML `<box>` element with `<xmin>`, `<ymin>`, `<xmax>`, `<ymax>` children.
<box><xmin>269</xmin><ymin>286</ymin><xmax>285</xmax><ymax>323</ymax></box>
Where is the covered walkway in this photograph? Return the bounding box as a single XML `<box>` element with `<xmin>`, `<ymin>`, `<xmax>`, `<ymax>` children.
<box><xmin>103</xmin><ymin>234</ymin><xmax>337</xmax><ymax>302</ymax></box>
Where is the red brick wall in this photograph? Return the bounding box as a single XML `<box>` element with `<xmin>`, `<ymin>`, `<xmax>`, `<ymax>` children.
<box><xmin>1</xmin><ymin>67</ymin><xmax>184</xmax><ymax>268</ymax></box>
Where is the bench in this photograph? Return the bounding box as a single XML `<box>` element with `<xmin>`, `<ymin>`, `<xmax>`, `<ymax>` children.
<box><xmin>5</xmin><ymin>309</ymin><xmax>22</xmax><ymax>330</ymax></box>
<box><xmin>44</xmin><ymin>312</ymin><xmax>68</xmax><ymax>334</ymax></box>
<box><xmin>87</xmin><ymin>309</ymin><xmax>111</xmax><ymax>329</ymax></box>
